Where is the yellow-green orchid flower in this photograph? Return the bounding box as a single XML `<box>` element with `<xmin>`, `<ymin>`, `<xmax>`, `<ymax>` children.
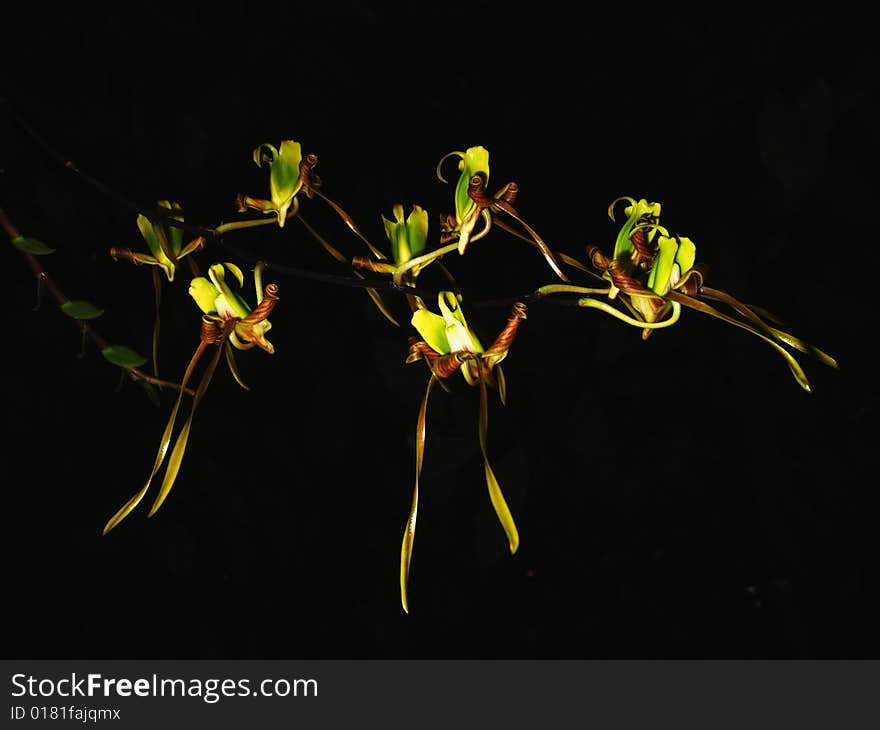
<box><xmin>436</xmin><ymin>146</ymin><xmax>569</xmax><ymax>281</ymax></box>
<box><xmin>354</xmin><ymin>203</ymin><xmax>435</xmax><ymax>282</ymax></box>
<box><xmin>399</xmin><ymin>291</ymin><xmax>528</xmax><ymax>613</ymax></box>
<box><xmin>103</xmin><ymin>263</ymin><xmax>279</xmax><ymax>535</ymax></box>
<box><xmin>189</xmin><ymin>262</ymin><xmax>277</xmax><ymax>356</ymax></box>
<box><xmin>236</xmin><ymin>140</ymin><xmax>307</xmax><ymax>227</ymax></box>
<box><xmin>349</xmin><ymin>203</ymin><xmax>432</xmax><ymax>314</ymax></box>
<box><xmin>540</xmin><ymin>196</ymin><xmax>837</xmax><ymax>392</ymax></box>
<box><xmin>110</xmin><ymin>201</ymin><xmax>206</xmax><ymax>375</ymax></box>
<box><xmin>436</xmin><ymin>146</ymin><xmax>491</xmax><ymax>255</ymax></box>
<box><xmin>111</xmin><ymin>200</ymin><xmax>205</xmax><ymax>281</ymax></box>
<box><xmin>382</xmin><ymin>203</ymin><xmax>428</xmax><ymax>266</ymax></box>
<box><xmin>410</xmin><ymin>291</ymin><xmax>485</xmax><ymax>385</ymax></box>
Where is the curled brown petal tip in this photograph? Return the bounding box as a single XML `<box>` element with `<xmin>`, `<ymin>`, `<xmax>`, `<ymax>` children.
<box><xmin>199</xmin><ymin>315</ymin><xmax>226</xmax><ymax>345</ymax></box>
<box><xmin>606</xmin><ymin>260</ymin><xmax>655</xmax><ymax>298</ymax></box>
<box><xmin>484</xmin><ymin>302</ymin><xmax>528</xmax><ymax>363</ymax></box>
<box><xmin>299</xmin><ymin>153</ymin><xmax>321</xmax><ymax>193</ymax></box>
<box><xmin>406</xmin><ymin>338</ymin><xmax>467</xmax><ymax>378</ymax></box>
<box><xmin>239</xmin><ymin>284</ymin><xmax>279</xmax><ymax>325</ymax></box>
<box><xmin>439</xmin><ymin>213</ymin><xmax>458</xmax><ymax>232</ymax></box>
<box><xmin>630</xmin><ymin>226</ymin><xmax>655</xmax><ymax>263</ymax></box>
<box><xmin>675</xmin><ymin>265</ymin><xmax>706</xmax><ymax>296</ymax></box>
<box><xmin>498</xmin><ymin>182</ymin><xmax>518</xmax><ymax>205</ymax></box>
<box><xmin>406</xmin><ymin>338</ymin><xmax>440</xmax><ymax>365</ymax></box>
<box><xmin>234</xmin><ymin>193</ymin><xmax>248</xmax><ymax>213</ymax></box>
<box><xmin>587</xmin><ymin>245</ymin><xmax>610</xmax><ymax>271</ymax></box>
<box><xmin>431</xmin><ymin>351</ymin><xmax>469</xmax><ymax>379</ymax></box>
<box><xmin>467</xmin><ymin>175</ymin><xmax>492</xmax><ymax>207</ymax></box>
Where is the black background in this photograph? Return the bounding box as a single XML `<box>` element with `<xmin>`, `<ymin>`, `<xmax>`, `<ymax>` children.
<box><xmin>2</xmin><ymin>5</ymin><xmax>876</xmax><ymax>658</ymax></box>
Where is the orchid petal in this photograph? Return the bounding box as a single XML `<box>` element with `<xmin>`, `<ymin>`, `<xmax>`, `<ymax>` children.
<box><xmin>666</xmin><ymin>291</ymin><xmax>814</xmax><ymax>392</ymax></box>
<box><xmin>411</xmin><ymin>308</ymin><xmax>450</xmax><ymax>354</ymax></box>
<box><xmin>674</xmin><ymin>236</ymin><xmax>696</xmax><ymax>275</ymax></box>
<box><xmin>478</xmin><ymin>367</ymin><xmax>519</xmax><ymax>554</ymax></box>
<box><xmin>578</xmin><ymin>297</ymin><xmax>681</xmax><ymax>330</ymax></box>
<box><xmin>438</xmin><ymin>292</ymin><xmax>483</xmax><ymax>353</ymax></box>
<box><xmin>435</xmin><ymin>150</ymin><xmax>465</xmax><ymax>184</ymax></box>
<box><xmin>103</xmin><ymin>340</ymin><xmax>209</xmax><ymax>534</ymax></box>
<box><xmin>690</xmin><ymin>288</ymin><xmax>838</xmax><ymax>371</ymax></box>
<box><xmin>647</xmin><ymin>235</ymin><xmax>679</xmax><ymax>294</ymax></box>
<box><xmin>400</xmin><ymin>374</ymin><xmax>437</xmax><ymax>614</ymax></box>
<box><xmin>159</xmin><ymin>200</ymin><xmax>184</xmax><ymax>256</ymax></box>
<box><xmin>495</xmin><ymin>363</ymin><xmax>507</xmax><ymax>406</ymax></box>
<box><xmin>609</xmin><ymin>197</ymin><xmax>660</xmax><ymax>262</ymax></box>
<box><xmin>188</xmin><ymin>277</ymin><xmax>220</xmax><ymax>314</ymax></box>
<box><xmin>492</xmin><ymin>199</ymin><xmax>569</xmax><ymax>281</ymax></box>
<box><xmin>253</xmin><ymin>143</ymin><xmax>278</xmax><ymax>167</ymax></box>
<box><xmin>224</xmin><ymin>261</ymin><xmax>245</xmax><ymax>288</ymax></box>
<box><xmin>136</xmin><ymin>214</ymin><xmax>175</xmax><ymax>280</ymax></box>
<box><xmin>224</xmin><ymin>339</ymin><xmax>250</xmax><ymax>391</ymax></box>
<box><xmin>406</xmin><ymin>205</ymin><xmax>428</xmax><ymax>259</ymax></box>
<box><xmin>148</xmin><ymin>337</ymin><xmax>225</xmax><ymax>517</ymax></box>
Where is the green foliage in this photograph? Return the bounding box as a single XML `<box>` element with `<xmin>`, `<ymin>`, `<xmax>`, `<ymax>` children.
<box><xmin>61</xmin><ymin>300</ymin><xmax>104</xmax><ymax>320</ymax></box>
<box><xmin>12</xmin><ymin>236</ymin><xmax>54</xmax><ymax>255</ymax></box>
<box><xmin>101</xmin><ymin>345</ymin><xmax>148</xmax><ymax>368</ymax></box>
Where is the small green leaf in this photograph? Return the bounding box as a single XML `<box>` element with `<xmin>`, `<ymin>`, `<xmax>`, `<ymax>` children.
<box><xmin>101</xmin><ymin>345</ymin><xmax>148</xmax><ymax>368</ymax></box>
<box><xmin>12</xmin><ymin>236</ymin><xmax>55</xmax><ymax>255</ymax></box>
<box><xmin>61</xmin><ymin>300</ymin><xmax>104</xmax><ymax>320</ymax></box>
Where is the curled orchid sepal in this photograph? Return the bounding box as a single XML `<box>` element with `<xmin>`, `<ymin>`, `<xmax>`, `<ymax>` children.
<box><xmin>561</xmin><ymin>196</ymin><xmax>837</xmax><ymax>392</ymax></box>
<box><xmin>436</xmin><ymin>146</ymin><xmax>569</xmax><ymax>281</ymax></box>
<box><xmin>102</xmin><ymin>263</ymin><xmax>279</xmax><ymax>535</ymax></box>
<box><xmin>399</xmin><ymin>292</ymin><xmax>527</xmax><ymax>613</ymax></box>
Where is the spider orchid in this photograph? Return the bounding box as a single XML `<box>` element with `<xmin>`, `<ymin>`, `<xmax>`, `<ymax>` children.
<box><xmin>400</xmin><ymin>291</ymin><xmax>527</xmax><ymax>612</ymax></box>
<box><xmin>382</xmin><ymin>203</ymin><xmax>429</xmax><ymax>268</ymax></box>
<box><xmin>102</xmin><ymin>262</ymin><xmax>278</xmax><ymax>535</ymax></box>
<box><xmin>351</xmin><ymin>203</ymin><xmax>432</xmax><ymax>313</ymax></box>
<box><xmin>110</xmin><ymin>201</ymin><xmax>206</xmax><ymax>375</ymax></box>
<box><xmin>235</xmin><ymin>140</ymin><xmax>311</xmax><ymax>228</ymax></box>
<box><xmin>188</xmin><ymin>262</ymin><xmax>278</xmax><ymax>362</ymax></box>
<box><xmin>435</xmin><ymin>145</ymin><xmax>569</xmax><ymax>281</ymax></box>
<box><xmin>540</xmin><ymin>196</ymin><xmax>837</xmax><ymax>392</ymax></box>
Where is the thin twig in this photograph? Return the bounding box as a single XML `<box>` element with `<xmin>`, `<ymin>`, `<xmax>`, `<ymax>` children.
<box><xmin>0</xmin><ymin>207</ymin><xmax>195</xmax><ymax>396</ymax></box>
